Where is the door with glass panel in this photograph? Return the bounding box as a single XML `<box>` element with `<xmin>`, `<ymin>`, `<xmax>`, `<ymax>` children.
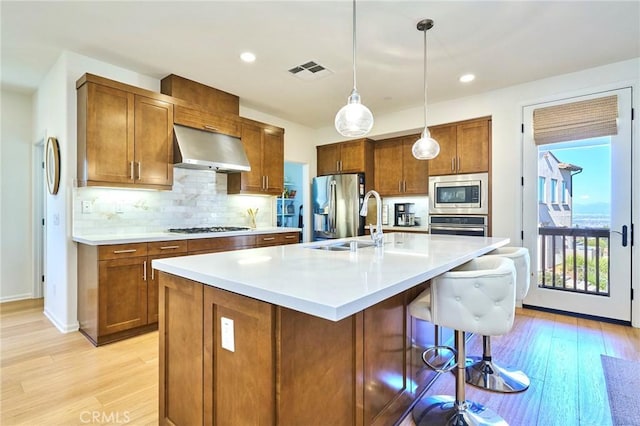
<box><xmin>522</xmin><ymin>88</ymin><xmax>632</xmax><ymax>322</ymax></box>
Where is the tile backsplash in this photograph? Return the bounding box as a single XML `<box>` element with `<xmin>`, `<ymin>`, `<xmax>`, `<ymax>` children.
<box><xmin>73</xmin><ymin>168</ymin><xmax>274</xmax><ymax>235</ymax></box>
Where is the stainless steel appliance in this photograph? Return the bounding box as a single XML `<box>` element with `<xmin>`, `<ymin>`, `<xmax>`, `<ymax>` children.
<box><xmin>429</xmin><ymin>172</ymin><xmax>488</xmax><ymax>215</ymax></box>
<box><xmin>312</xmin><ymin>173</ymin><xmax>365</xmax><ymax>241</ymax></box>
<box><xmin>429</xmin><ymin>215</ymin><xmax>487</xmax><ymax>237</ymax></box>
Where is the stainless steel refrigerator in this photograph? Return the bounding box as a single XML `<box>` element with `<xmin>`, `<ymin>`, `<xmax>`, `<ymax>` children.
<box><xmin>312</xmin><ymin>173</ymin><xmax>366</xmax><ymax>241</ymax></box>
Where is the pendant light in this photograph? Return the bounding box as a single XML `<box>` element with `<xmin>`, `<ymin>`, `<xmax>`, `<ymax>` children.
<box><xmin>412</xmin><ymin>19</ymin><xmax>440</xmax><ymax>160</ymax></box>
<box><xmin>335</xmin><ymin>0</ymin><xmax>374</xmax><ymax>137</ymax></box>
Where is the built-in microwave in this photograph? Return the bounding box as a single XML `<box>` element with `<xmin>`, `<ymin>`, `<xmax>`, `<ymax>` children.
<box><xmin>429</xmin><ymin>172</ymin><xmax>489</xmax><ymax>215</ymax></box>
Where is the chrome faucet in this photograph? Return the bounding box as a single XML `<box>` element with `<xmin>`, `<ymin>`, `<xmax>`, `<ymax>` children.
<box><xmin>360</xmin><ymin>190</ymin><xmax>384</xmax><ymax>247</ymax></box>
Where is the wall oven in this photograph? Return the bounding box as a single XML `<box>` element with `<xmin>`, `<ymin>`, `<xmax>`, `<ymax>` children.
<box><xmin>429</xmin><ymin>172</ymin><xmax>488</xmax><ymax>215</ymax></box>
<box><xmin>429</xmin><ymin>215</ymin><xmax>488</xmax><ymax>237</ymax></box>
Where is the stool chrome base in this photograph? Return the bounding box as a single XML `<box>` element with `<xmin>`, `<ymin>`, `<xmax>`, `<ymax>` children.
<box><xmin>412</xmin><ymin>395</ymin><xmax>508</xmax><ymax>426</ymax></box>
<box><xmin>465</xmin><ymin>356</ymin><xmax>530</xmax><ymax>393</ymax></box>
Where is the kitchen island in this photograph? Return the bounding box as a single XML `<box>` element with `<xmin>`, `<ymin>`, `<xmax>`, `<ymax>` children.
<box><xmin>153</xmin><ymin>232</ymin><xmax>509</xmax><ymax>426</ymax></box>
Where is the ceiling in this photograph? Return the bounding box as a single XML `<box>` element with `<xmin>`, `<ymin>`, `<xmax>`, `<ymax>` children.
<box><xmin>2</xmin><ymin>1</ymin><xmax>639</xmax><ymax>129</ymax></box>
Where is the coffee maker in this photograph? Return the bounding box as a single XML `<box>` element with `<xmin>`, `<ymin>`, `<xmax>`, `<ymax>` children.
<box><xmin>394</xmin><ymin>203</ymin><xmax>415</xmax><ymax>226</ymax></box>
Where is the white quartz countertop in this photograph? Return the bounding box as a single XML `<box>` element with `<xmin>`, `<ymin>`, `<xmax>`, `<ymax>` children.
<box><xmin>73</xmin><ymin>227</ymin><xmax>302</xmax><ymax>245</ymax></box>
<box><xmin>153</xmin><ymin>233</ymin><xmax>509</xmax><ymax>322</ymax></box>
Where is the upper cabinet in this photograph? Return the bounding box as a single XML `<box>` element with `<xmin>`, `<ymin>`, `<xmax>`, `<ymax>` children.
<box><xmin>374</xmin><ymin>134</ymin><xmax>429</xmax><ymax>196</ymax></box>
<box><xmin>428</xmin><ymin>117</ymin><xmax>491</xmax><ymax>175</ymax></box>
<box><xmin>227</xmin><ymin>118</ymin><xmax>284</xmax><ymax>196</ymax></box>
<box><xmin>160</xmin><ymin>74</ymin><xmax>239</xmax><ymax>115</ymax></box>
<box><xmin>317</xmin><ymin>138</ymin><xmax>374</xmax><ymax>177</ymax></box>
<box><xmin>173</xmin><ymin>105</ymin><xmax>240</xmax><ymax>137</ymax></box>
<box><xmin>77</xmin><ymin>74</ymin><xmax>174</xmax><ymax>190</ymax></box>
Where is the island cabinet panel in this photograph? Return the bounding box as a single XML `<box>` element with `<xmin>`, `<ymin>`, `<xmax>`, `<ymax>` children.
<box><xmin>203</xmin><ymin>286</ymin><xmax>275</xmax><ymax>425</ymax></box>
<box><xmin>159</xmin><ymin>272</ymin><xmax>203</xmax><ymax>426</ymax></box>
<box><xmin>158</xmin><ymin>273</ymin><xmax>430</xmax><ymax>425</ymax></box>
<box><xmin>276</xmin><ymin>308</ymin><xmax>362</xmax><ymax>426</ymax></box>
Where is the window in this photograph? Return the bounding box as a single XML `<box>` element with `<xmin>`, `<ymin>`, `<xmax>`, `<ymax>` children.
<box><xmin>561</xmin><ymin>181</ymin><xmax>567</xmax><ymax>203</ymax></box>
<box><xmin>538</xmin><ymin>177</ymin><xmax>546</xmax><ymax>203</ymax></box>
<box><xmin>551</xmin><ymin>179</ymin><xmax>558</xmax><ymax>203</ymax></box>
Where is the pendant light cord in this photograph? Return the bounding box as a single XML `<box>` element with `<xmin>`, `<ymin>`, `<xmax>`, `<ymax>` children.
<box><xmin>352</xmin><ymin>0</ymin><xmax>357</xmax><ymax>91</ymax></box>
<box><xmin>423</xmin><ymin>25</ymin><xmax>428</xmax><ymax>127</ymax></box>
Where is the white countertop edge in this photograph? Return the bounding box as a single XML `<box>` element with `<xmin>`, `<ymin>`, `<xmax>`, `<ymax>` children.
<box><xmin>73</xmin><ymin>227</ymin><xmax>302</xmax><ymax>245</ymax></box>
<box><xmin>153</xmin><ymin>236</ymin><xmax>509</xmax><ymax>322</ymax></box>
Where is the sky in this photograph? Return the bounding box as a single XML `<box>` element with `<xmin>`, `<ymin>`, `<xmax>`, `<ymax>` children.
<box><xmin>545</xmin><ymin>136</ymin><xmax>611</xmax><ymax>206</ymax></box>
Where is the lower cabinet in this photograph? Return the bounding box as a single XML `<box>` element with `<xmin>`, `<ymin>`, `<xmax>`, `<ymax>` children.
<box><xmin>159</xmin><ymin>274</ymin><xmax>430</xmax><ymax>426</ymax></box>
<box><xmin>78</xmin><ymin>232</ymin><xmax>301</xmax><ymax>346</ymax></box>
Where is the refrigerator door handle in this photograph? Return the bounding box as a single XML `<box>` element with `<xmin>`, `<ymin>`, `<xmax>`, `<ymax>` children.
<box><xmin>328</xmin><ymin>180</ymin><xmax>337</xmax><ymax>232</ymax></box>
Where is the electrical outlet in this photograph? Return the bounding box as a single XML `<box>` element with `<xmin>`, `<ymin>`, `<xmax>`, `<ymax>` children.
<box><xmin>81</xmin><ymin>200</ymin><xmax>92</xmax><ymax>214</ymax></box>
<box><xmin>221</xmin><ymin>317</ymin><xmax>235</xmax><ymax>352</ymax></box>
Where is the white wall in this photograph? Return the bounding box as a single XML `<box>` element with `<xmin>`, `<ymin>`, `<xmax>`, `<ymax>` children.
<box><xmin>0</xmin><ymin>89</ymin><xmax>35</xmax><ymax>301</ymax></box>
<box><xmin>316</xmin><ymin>57</ymin><xmax>640</xmax><ymax>327</ymax></box>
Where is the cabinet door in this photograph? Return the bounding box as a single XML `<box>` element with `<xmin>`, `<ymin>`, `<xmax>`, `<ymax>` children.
<box><xmin>98</xmin><ymin>257</ymin><xmax>148</xmax><ymax>335</ymax></box>
<box><xmin>86</xmin><ymin>83</ymin><xmax>135</xmax><ymax>184</ymax></box>
<box><xmin>374</xmin><ymin>138</ymin><xmax>404</xmax><ymax>196</ymax></box>
<box><xmin>262</xmin><ymin>129</ymin><xmax>284</xmax><ymax>195</ymax></box>
<box><xmin>238</xmin><ymin>123</ymin><xmax>264</xmax><ymax>192</ymax></box>
<box><xmin>148</xmin><ymin>252</ymin><xmax>187</xmax><ymax>324</ymax></box>
<box><xmin>174</xmin><ymin>105</ymin><xmax>240</xmax><ymax>137</ymax></box>
<box><xmin>402</xmin><ymin>137</ymin><xmax>429</xmax><ymax>194</ymax></box>
<box><xmin>428</xmin><ymin>125</ymin><xmax>458</xmax><ymax>175</ymax></box>
<box><xmin>457</xmin><ymin>119</ymin><xmax>490</xmax><ymax>174</ymax></box>
<box><xmin>339</xmin><ymin>140</ymin><xmax>366</xmax><ymax>173</ymax></box>
<box><xmin>134</xmin><ymin>95</ymin><xmax>174</xmax><ymax>187</ymax></box>
<box><xmin>203</xmin><ymin>286</ymin><xmax>275</xmax><ymax>425</ymax></box>
<box><xmin>317</xmin><ymin>144</ymin><xmax>340</xmax><ymax>175</ymax></box>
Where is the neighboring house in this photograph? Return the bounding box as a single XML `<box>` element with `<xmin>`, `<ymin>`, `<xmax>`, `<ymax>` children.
<box><xmin>537</xmin><ymin>151</ymin><xmax>582</xmax><ymax>227</ymax></box>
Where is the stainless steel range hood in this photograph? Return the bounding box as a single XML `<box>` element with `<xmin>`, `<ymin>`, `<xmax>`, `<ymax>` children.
<box><xmin>173</xmin><ymin>124</ymin><xmax>251</xmax><ymax>172</ymax></box>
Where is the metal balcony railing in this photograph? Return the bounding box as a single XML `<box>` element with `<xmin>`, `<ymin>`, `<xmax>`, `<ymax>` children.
<box><xmin>538</xmin><ymin>227</ymin><xmax>610</xmax><ymax>296</ymax></box>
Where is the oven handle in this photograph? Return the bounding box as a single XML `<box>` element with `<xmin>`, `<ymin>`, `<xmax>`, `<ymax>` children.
<box><xmin>430</xmin><ymin>226</ymin><xmax>487</xmax><ymax>233</ymax></box>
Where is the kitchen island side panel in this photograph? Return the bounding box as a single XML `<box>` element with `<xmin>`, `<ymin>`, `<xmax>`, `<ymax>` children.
<box><xmin>159</xmin><ymin>271</ymin><xmax>428</xmax><ymax>425</ymax></box>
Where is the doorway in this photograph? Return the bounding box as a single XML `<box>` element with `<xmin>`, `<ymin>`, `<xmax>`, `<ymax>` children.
<box><xmin>522</xmin><ymin>88</ymin><xmax>632</xmax><ymax>322</ymax></box>
<box><xmin>280</xmin><ymin>162</ymin><xmax>309</xmax><ymax>242</ymax></box>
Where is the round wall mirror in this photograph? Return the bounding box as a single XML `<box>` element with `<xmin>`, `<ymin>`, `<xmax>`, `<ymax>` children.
<box><xmin>45</xmin><ymin>136</ymin><xmax>60</xmax><ymax>195</ymax></box>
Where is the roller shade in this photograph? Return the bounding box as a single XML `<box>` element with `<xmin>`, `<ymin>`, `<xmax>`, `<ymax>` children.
<box><xmin>533</xmin><ymin>95</ymin><xmax>618</xmax><ymax>145</ymax></box>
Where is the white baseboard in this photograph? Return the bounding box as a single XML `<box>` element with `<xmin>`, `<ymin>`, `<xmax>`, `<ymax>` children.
<box><xmin>0</xmin><ymin>293</ymin><xmax>33</xmax><ymax>303</ymax></box>
<box><xmin>43</xmin><ymin>308</ymin><xmax>80</xmax><ymax>333</ymax></box>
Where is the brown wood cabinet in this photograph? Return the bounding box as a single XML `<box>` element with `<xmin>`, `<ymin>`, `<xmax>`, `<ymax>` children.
<box><xmin>173</xmin><ymin>105</ymin><xmax>240</xmax><ymax>138</ymax></box>
<box><xmin>78</xmin><ymin>232</ymin><xmax>300</xmax><ymax>345</ymax></box>
<box><xmin>161</xmin><ymin>73</ymin><xmax>239</xmax><ymax>115</ymax></box>
<box><xmin>428</xmin><ymin>117</ymin><xmax>491</xmax><ymax>176</ymax></box>
<box><xmin>77</xmin><ymin>74</ymin><xmax>174</xmax><ymax>190</ymax></box>
<box><xmin>317</xmin><ymin>138</ymin><xmax>374</xmax><ymax>178</ymax></box>
<box><xmin>227</xmin><ymin>119</ymin><xmax>284</xmax><ymax>195</ymax></box>
<box><xmin>158</xmin><ymin>274</ymin><xmax>432</xmax><ymax>426</ymax></box>
<box><xmin>374</xmin><ymin>134</ymin><xmax>429</xmax><ymax>196</ymax></box>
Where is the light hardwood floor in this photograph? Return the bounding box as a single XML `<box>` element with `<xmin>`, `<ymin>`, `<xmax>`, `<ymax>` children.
<box><xmin>1</xmin><ymin>300</ymin><xmax>639</xmax><ymax>425</ymax></box>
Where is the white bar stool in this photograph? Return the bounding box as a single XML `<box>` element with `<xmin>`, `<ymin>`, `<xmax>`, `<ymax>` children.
<box><xmin>466</xmin><ymin>247</ymin><xmax>531</xmax><ymax>393</ymax></box>
<box><xmin>410</xmin><ymin>255</ymin><xmax>515</xmax><ymax>426</ymax></box>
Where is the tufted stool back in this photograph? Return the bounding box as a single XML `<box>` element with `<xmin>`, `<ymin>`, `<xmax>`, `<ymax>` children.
<box><xmin>430</xmin><ymin>255</ymin><xmax>516</xmax><ymax>337</ymax></box>
<box><xmin>489</xmin><ymin>247</ymin><xmax>530</xmax><ymax>301</ymax></box>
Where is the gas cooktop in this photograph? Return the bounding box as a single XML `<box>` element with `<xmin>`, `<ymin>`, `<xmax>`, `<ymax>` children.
<box><xmin>168</xmin><ymin>226</ymin><xmax>251</xmax><ymax>234</ymax></box>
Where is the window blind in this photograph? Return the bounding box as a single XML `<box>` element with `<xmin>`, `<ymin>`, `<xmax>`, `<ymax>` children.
<box><xmin>533</xmin><ymin>95</ymin><xmax>618</xmax><ymax>145</ymax></box>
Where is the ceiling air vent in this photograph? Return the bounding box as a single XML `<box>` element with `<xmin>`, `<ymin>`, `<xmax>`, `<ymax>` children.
<box><xmin>288</xmin><ymin>61</ymin><xmax>333</xmax><ymax>81</ymax></box>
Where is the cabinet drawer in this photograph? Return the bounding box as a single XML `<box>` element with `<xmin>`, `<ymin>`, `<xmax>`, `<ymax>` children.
<box><xmin>174</xmin><ymin>106</ymin><xmax>241</xmax><ymax>137</ymax></box>
<box><xmin>256</xmin><ymin>232</ymin><xmax>300</xmax><ymax>247</ymax></box>
<box><xmin>99</xmin><ymin>243</ymin><xmax>148</xmax><ymax>260</ymax></box>
<box><xmin>187</xmin><ymin>235</ymin><xmax>257</xmax><ymax>253</ymax></box>
<box><xmin>147</xmin><ymin>240</ymin><xmax>188</xmax><ymax>256</ymax></box>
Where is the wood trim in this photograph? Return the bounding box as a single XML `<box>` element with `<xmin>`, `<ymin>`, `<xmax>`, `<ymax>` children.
<box><xmin>77</xmin><ymin>73</ymin><xmax>181</xmax><ymax>105</ymax></box>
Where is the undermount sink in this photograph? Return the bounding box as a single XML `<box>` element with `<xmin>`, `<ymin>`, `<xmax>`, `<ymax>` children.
<box><xmin>307</xmin><ymin>240</ymin><xmax>376</xmax><ymax>251</ymax></box>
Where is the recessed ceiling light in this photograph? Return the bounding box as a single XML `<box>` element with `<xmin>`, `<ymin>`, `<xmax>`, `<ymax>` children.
<box><xmin>240</xmin><ymin>52</ymin><xmax>256</xmax><ymax>63</ymax></box>
<box><xmin>459</xmin><ymin>73</ymin><xmax>475</xmax><ymax>83</ymax></box>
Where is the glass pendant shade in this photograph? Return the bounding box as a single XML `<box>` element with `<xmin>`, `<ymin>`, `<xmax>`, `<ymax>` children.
<box><xmin>412</xmin><ymin>127</ymin><xmax>440</xmax><ymax>159</ymax></box>
<box><xmin>335</xmin><ymin>89</ymin><xmax>374</xmax><ymax>137</ymax></box>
